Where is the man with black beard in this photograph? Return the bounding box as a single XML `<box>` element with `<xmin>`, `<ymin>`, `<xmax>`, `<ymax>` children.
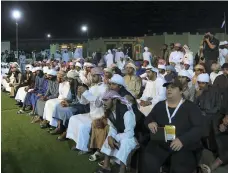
<box><xmin>95</xmin><ymin>90</ymin><xmax>137</xmax><ymax>173</ymax></box>
<box><xmin>194</xmin><ymin>73</ymin><xmax>222</xmax><ymax>153</ymax></box>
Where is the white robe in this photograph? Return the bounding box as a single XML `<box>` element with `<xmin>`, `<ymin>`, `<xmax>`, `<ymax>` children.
<box><xmin>219</xmin><ymin>48</ymin><xmax>228</xmax><ymax>66</ymax></box>
<box><xmin>186</xmin><ymin>69</ymin><xmax>194</xmax><ymax>78</ymax></box>
<box><xmin>210</xmin><ymin>71</ymin><xmax>223</xmax><ymax>84</ymax></box>
<box><xmin>101</xmin><ymin>110</ymin><xmax>137</xmax><ymax>165</ymax></box>
<box><xmin>1</xmin><ymin>68</ymin><xmax>9</xmax><ymax>78</ymax></box>
<box><xmin>43</xmin><ymin>81</ymin><xmax>72</xmax><ymax>127</ymax></box>
<box><xmin>140</xmin><ymin>73</ymin><xmax>148</xmax><ymax>87</ymax></box>
<box><xmin>117</xmin><ymin>60</ymin><xmax>126</xmax><ymax>71</ymax></box>
<box><xmin>66</xmin><ymin>83</ymin><xmax>107</xmax><ymax>152</ymax></box>
<box><xmin>74</xmin><ymin>48</ymin><xmax>83</xmax><ymax>59</ymax></box>
<box><xmin>105</xmin><ymin>53</ymin><xmax>114</xmax><ymax>68</ymax></box>
<box><xmin>169</xmin><ymin>51</ymin><xmax>184</xmax><ymax>72</ymax></box>
<box><xmin>79</xmin><ymin>70</ymin><xmax>92</xmax><ymax>86</ymax></box>
<box><xmin>183</xmin><ymin>52</ymin><xmax>194</xmax><ymax>70</ymax></box>
<box><xmin>2</xmin><ymin>73</ymin><xmax>15</xmax><ymax>92</ymax></box>
<box><xmin>143</xmin><ymin>51</ymin><xmax>152</xmax><ymax>65</ymax></box>
<box><xmin>115</xmin><ymin>51</ymin><xmax>125</xmax><ymax>63</ymax></box>
<box><xmin>15</xmin><ymin>86</ymin><xmax>27</xmax><ymax>102</ymax></box>
<box><xmin>137</xmin><ymin>77</ymin><xmax>166</xmax><ymax>116</ymax></box>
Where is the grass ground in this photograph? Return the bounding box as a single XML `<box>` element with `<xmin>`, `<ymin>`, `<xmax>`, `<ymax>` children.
<box><xmin>2</xmin><ymin>92</ymin><xmax>228</xmax><ymax>173</ymax></box>
<box><xmin>1</xmin><ymin>92</ymin><xmax>98</xmax><ymax>173</ymax></box>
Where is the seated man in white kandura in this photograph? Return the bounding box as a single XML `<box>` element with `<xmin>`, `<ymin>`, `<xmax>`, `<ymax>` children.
<box><xmin>137</xmin><ymin>66</ymin><xmax>166</xmax><ymax>116</ymax></box>
<box><xmin>94</xmin><ymin>90</ymin><xmax>138</xmax><ymax>173</ymax></box>
<box><xmin>42</xmin><ymin>71</ymin><xmax>72</xmax><ymax>128</ymax></box>
<box><xmin>66</xmin><ymin>67</ymin><xmax>108</xmax><ymax>155</ymax></box>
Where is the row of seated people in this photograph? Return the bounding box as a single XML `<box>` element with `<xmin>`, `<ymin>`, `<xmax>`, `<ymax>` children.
<box><xmin>2</xmin><ymin>61</ymin><xmax>228</xmax><ymax>173</ymax></box>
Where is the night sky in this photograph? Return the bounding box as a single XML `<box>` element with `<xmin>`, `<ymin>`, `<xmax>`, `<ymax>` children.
<box><xmin>1</xmin><ymin>1</ymin><xmax>228</xmax><ymax>40</ymax></box>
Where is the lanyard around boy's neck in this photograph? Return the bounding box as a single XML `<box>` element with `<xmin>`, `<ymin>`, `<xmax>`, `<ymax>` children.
<box><xmin>166</xmin><ymin>99</ymin><xmax>184</xmax><ymax>124</ymax></box>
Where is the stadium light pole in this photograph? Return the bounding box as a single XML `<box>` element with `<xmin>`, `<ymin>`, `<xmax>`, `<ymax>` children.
<box><xmin>81</xmin><ymin>25</ymin><xmax>89</xmax><ymax>57</ymax></box>
<box><xmin>12</xmin><ymin>10</ymin><xmax>21</xmax><ymax>60</ymax></box>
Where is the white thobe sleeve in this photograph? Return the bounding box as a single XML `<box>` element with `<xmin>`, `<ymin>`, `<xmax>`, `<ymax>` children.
<box><xmin>115</xmin><ymin>111</ymin><xmax>136</xmax><ymax>142</ymax></box>
<box><xmin>77</xmin><ymin>90</ymin><xmax>91</xmax><ymax>105</ymax></box>
<box><xmin>77</xmin><ymin>94</ymin><xmax>90</xmax><ymax>105</ymax></box>
<box><xmin>150</xmin><ymin>80</ymin><xmax>166</xmax><ymax>106</ymax></box>
<box><xmin>188</xmin><ymin>54</ymin><xmax>194</xmax><ymax>67</ymax></box>
<box><xmin>82</xmin><ymin>90</ymin><xmax>99</xmax><ymax>102</ymax></box>
<box><xmin>140</xmin><ymin>72</ymin><xmax>147</xmax><ymax>78</ymax></box>
<box><xmin>141</xmin><ymin>83</ymin><xmax>149</xmax><ymax>100</ymax></box>
<box><xmin>58</xmin><ymin>83</ymin><xmax>71</xmax><ymax>100</ymax></box>
<box><xmin>169</xmin><ymin>52</ymin><xmax>173</xmax><ymax>63</ymax></box>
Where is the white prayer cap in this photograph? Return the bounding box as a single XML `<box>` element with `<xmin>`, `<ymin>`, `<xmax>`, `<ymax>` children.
<box><xmin>26</xmin><ymin>64</ymin><xmax>33</xmax><ymax>71</ymax></box>
<box><xmin>84</xmin><ymin>62</ymin><xmax>94</xmax><ymax>68</ymax></box>
<box><xmin>178</xmin><ymin>70</ymin><xmax>192</xmax><ymax>80</ymax></box>
<box><xmin>31</xmin><ymin>68</ymin><xmax>36</xmax><ymax>73</ymax></box>
<box><xmin>219</xmin><ymin>41</ymin><xmax>225</xmax><ymax>46</ymax></box>
<box><xmin>43</xmin><ymin>67</ymin><xmax>49</xmax><ymax>74</ymax></box>
<box><xmin>125</xmin><ymin>62</ymin><xmax>136</xmax><ymax>71</ymax></box>
<box><xmin>11</xmin><ymin>63</ymin><xmax>18</xmax><ymax>68</ymax></box>
<box><xmin>224</xmin><ymin>41</ymin><xmax>228</xmax><ymax>45</ymax></box>
<box><xmin>183</xmin><ymin>59</ymin><xmax>190</xmax><ymax>65</ymax></box>
<box><xmin>175</xmin><ymin>43</ymin><xmax>182</xmax><ymax>47</ymax></box>
<box><xmin>146</xmin><ymin>65</ymin><xmax>159</xmax><ymax>73</ymax></box>
<box><xmin>158</xmin><ymin>64</ymin><xmax>166</xmax><ymax>70</ymax></box>
<box><xmin>197</xmin><ymin>73</ymin><xmax>210</xmax><ymax>83</ymax></box>
<box><xmin>26</xmin><ymin>64</ymin><xmax>32</xmax><ymax>68</ymax></box>
<box><xmin>108</xmin><ymin>49</ymin><xmax>112</xmax><ymax>54</ymax></box>
<box><xmin>109</xmin><ymin>74</ymin><xmax>126</xmax><ymax>87</ymax></box>
<box><xmin>47</xmin><ymin>69</ymin><xmax>57</xmax><ymax>76</ymax></box>
<box><xmin>144</xmin><ymin>47</ymin><xmax>148</xmax><ymax>51</ymax></box>
<box><xmin>67</xmin><ymin>70</ymin><xmax>79</xmax><ymax>79</ymax></box>
<box><xmin>36</xmin><ymin>67</ymin><xmax>43</xmax><ymax>71</ymax></box>
<box><xmin>75</xmin><ymin>62</ymin><xmax>82</xmax><ymax>68</ymax></box>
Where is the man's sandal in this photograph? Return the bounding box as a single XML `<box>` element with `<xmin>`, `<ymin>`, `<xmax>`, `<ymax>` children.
<box><xmin>57</xmin><ymin>132</ymin><xmax>67</xmax><ymax>141</ymax></box>
<box><xmin>199</xmin><ymin>164</ymin><xmax>211</xmax><ymax>173</ymax></box>
<box><xmin>89</xmin><ymin>152</ymin><xmax>102</xmax><ymax>162</ymax></box>
<box><xmin>49</xmin><ymin>128</ymin><xmax>62</xmax><ymax>135</ymax></box>
<box><xmin>17</xmin><ymin>109</ymin><xmax>25</xmax><ymax>114</ymax></box>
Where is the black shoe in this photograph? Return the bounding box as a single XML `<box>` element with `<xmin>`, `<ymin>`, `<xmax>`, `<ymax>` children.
<box><xmin>15</xmin><ymin>102</ymin><xmax>21</xmax><ymax>105</ymax></box>
<box><xmin>40</xmin><ymin>123</ymin><xmax>49</xmax><ymax>129</ymax></box>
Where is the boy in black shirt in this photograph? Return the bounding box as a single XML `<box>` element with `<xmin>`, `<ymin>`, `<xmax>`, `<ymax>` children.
<box><xmin>142</xmin><ymin>78</ymin><xmax>203</xmax><ymax>173</ymax></box>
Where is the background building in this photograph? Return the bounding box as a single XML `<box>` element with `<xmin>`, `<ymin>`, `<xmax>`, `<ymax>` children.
<box><xmin>2</xmin><ymin>32</ymin><xmax>228</xmax><ymax>60</ymax></box>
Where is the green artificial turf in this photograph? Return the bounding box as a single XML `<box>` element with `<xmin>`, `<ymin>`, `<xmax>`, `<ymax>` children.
<box><xmin>1</xmin><ymin>92</ymin><xmax>98</xmax><ymax>173</ymax></box>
